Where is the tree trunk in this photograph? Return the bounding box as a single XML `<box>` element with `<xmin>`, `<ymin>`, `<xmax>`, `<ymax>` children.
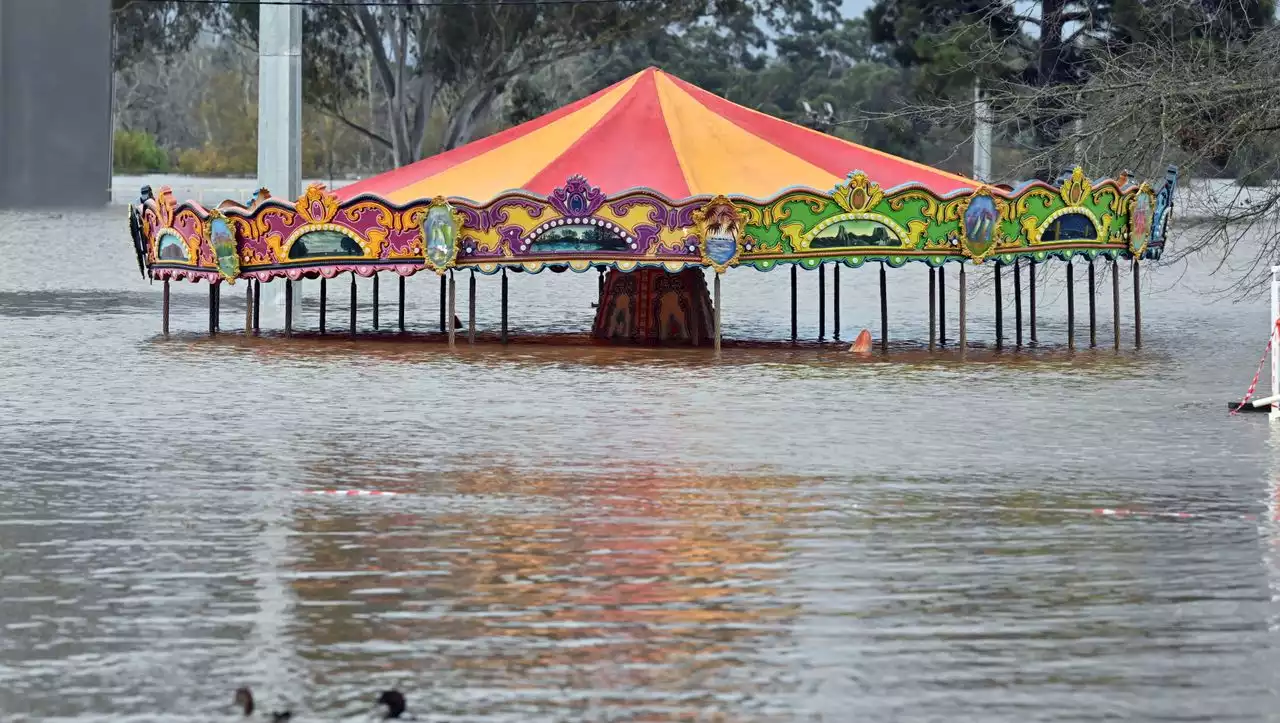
<box><xmin>1034</xmin><ymin>0</ymin><xmax>1068</xmax><ymax>181</ymax></box>
<box><xmin>441</xmin><ymin>87</ymin><xmax>498</xmax><ymax>152</ymax></box>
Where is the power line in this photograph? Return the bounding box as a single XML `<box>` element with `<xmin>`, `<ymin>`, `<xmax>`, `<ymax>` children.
<box><xmin>119</xmin><ymin>0</ymin><xmax>654</xmax><ymax>7</ymax></box>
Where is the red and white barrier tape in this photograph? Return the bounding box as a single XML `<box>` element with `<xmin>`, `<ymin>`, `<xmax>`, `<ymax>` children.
<box><xmin>1231</xmin><ymin>320</ymin><xmax>1280</xmax><ymax>415</ymax></box>
<box><xmin>301</xmin><ymin>489</ymin><xmax>400</xmax><ymax>497</ymax></box>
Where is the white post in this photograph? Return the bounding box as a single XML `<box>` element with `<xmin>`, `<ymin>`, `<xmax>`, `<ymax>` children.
<box><xmin>1271</xmin><ymin>265</ymin><xmax>1279</xmax><ymax>420</ymax></box>
<box><xmin>259</xmin><ymin>3</ymin><xmax>303</xmax><ymax>318</ymax></box>
<box><xmin>972</xmin><ymin>81</ymin><xmax>992</xmax><ymax>183</ymax></box>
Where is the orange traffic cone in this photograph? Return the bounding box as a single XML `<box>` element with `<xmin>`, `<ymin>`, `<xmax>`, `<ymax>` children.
<box><xmin>850</xmin><ymin>329</ymin><xmax>873</xmax><ymax>353</ymax></box>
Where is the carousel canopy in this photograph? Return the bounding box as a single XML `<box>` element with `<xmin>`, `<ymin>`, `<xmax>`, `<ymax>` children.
<box><xmin>337</xmin><ymin>67</ymin><xmax>974</xmax><ymax>204</ymax></box>
<box><xmin>133</xmin><ymin>68</ymin><xmax>1172</xmax><ymax>291</ymax></box>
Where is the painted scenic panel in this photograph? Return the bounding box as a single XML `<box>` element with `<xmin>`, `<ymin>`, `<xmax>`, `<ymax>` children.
<box><xmin>157</xmin><ymin>233</ymin><xmax>188</xmax><ymax>261</ymax></box>
<box><xmin>810</xmin><ymin>219</ymin><xmax>897</xmax><ymax>250</ymax></box>
<box><xmin>1132</xmin><ymin>194</ymin><xmax>1153</xmax><ymax>241</ymax></box>
<box><xmin>531</xmin><ymin>224</ymin><xmax>630</xmax><ymax>253</ymax></box>
<box><xmin>963</xmin><ymin>195</ymin><xmax>999</xmax><ymax>245</ymax></box>
<box><xmin>288</xmin><ymin>230</ymin><xmax>364</xmax><ymax>259</ymax></box>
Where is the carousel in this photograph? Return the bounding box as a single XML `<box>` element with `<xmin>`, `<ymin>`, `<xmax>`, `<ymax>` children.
<box><xmin>126</xmin><ymin>67</ymin><xmax>1176</xmax><ymax>351</ymax></box>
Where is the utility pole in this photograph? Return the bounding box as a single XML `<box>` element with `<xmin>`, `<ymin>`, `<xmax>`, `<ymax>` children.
<box><xmin>259</xmin><ymin>3</ymin><xmax>303</xmax><ymax>316</ymax></box>
<box><xmin>972</xmin><ymin>80</ymin><xmax>992</xmax><ymax>183</ymax></box>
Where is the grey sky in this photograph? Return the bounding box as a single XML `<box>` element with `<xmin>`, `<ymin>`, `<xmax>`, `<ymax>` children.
<box><xmin>842</xmin><ymin>0</ymin><xmax>872</xmax><ymax>18</ymax></box>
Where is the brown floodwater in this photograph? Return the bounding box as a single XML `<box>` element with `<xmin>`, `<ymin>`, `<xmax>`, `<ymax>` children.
<box><xmin>2</xmin><ymin>203</ymin><xmax>1280</xmax><ymax>722</ymax></box>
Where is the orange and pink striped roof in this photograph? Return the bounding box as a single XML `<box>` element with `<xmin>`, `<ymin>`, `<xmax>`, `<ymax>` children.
<box><xmin>337</xmin><ymin>67</ymin><xmax>974</xmax><ymax>204</ymax></box>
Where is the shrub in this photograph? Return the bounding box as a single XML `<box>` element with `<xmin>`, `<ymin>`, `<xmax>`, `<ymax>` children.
<box><xmin>113</xmin><ymin>128</ymin><xmax>170</xmax><ymax>174</ymax></box>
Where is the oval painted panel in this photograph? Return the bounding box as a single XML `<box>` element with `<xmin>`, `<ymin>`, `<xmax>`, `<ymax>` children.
<box><xmin>288</xmin><ymin>230</ymin><xmax>364</xmax><ymax>259</ymax></box>
<box><xmin>810</xmin><ymin>219</ymin><xmax>897</xmax><ymax>250</ymax></box>
<box><xmin>156</xmin><ymin>232</ymin><xmax>188</xmax><ymax>261</ymax></box>
<box><xmin>1044</xmin><ymin>213</ymin><xmax>1098</xmax><ymax>242</ymax></box>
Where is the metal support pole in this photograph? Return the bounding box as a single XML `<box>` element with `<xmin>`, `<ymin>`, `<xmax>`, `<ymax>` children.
<box><xmin>501</xmin><ymin>268</ymin><xmax>509</xmax><ymax>344</ymax></box>
<box><xmin>1014</xmin><ymin>260</ymin><xmax>1023</xmax><ymax>347</ymax></box>
<box><xmin>439</xmin><ymin>273</ymin><xmax>446</xmax><ymax>333</ymax></box>
<box><xmin>994</xmin><ymin>261</ymin><xmax>1004</xmax><ymax>349</ymax></box>
<box><xmin>958</xmin><ymin>264</ymin><xmax>967</xmax><ymax>353</ymax></box>
<box><xmin>818</xmin><ymin>263</ymin><xmax>826</xmax><ymax>342</ymax></box>
<box><xmin>349</xmin><ymin>273</ymin><xmax>357</xmax><ymax>337</ymax></box>
<box><xmin>398</xmin><ymin>275</ymin><xmax>406</xmax><ymax>332</ymax></box>
<box><xmin>448</xmin><ymin>271</ymin><xmax>457</xmax><ymax>347</ymax></box>
<box><xmin>790</xmin><ymin>265</ymin><xmax>798</xmax><ymax>343</ymax></box>
<box><xmin>284</xmin><ymin>280</ymin><xmax>293</xmax><ymax>337</ymax></box>
<box><xmin>209</xmin><ymin>284</ymin><xmax>217</xmax><ymax>335</ymax></box>
<box><xmin>468</xmin><ymin>270</ymin><xmax>476</xmax><ymax>344</ymax></box>
<box><xmin>938</xmin><ymin>265</ymin><xmax>947</xmax><ymax>346</ymax></box>
<box><xmin>252</xmin><ymin>280</ymin><xmax>260</xmax><ymax>333</ymax></box>
<box><xmin>598</xmin><ymin>266</ymin><xmax>605</xmax><ymax>305</ymax></box>
<box><xmin>928</xmin><ymin>267</ymin><xmax>936</xmax><ymax>351</ymax></box>
<box><xmin>1088</xmin><ymin>258</ymin><xmax>1097</xmax><ymax>347</ymax></box>
<box><xmin>372</xmin><ymin>273</ymin><xmax>380</xmax><ymax>330</ymax></box>
<box><xmin>833</xmin><ymin>264</ymin><xmax>841</xmax><ymax>341</ymax></box>
<box><xmin>244</xmin><ymin>282</ymin><xmax>252</xmax><ymax>333</ymax></box>
<box><xmin>1133</xmin><ymin>259</ymin><xmax>1142</xmax><ymax>349</ymax></box>
<box><xmin>319</xmin><ymin>276</ymin><xmax>327</xmax><ymax>334</ymax></box>
<box><xmin>879</xmin><ymin>262</ymin><xmax>888</xmax><ymax>351</ymax></box>
<box><xmin>1067</xmin><ymin>260</ymin><xmax>1075</xmax><ymax>349</ymax></box>
<box><xmin>714</xmin><ymin>272</ymin><xmax>722</xmax><ymax>353</ymax></box>
<box><xmin>1112</xmin><ymin>258</ymin><xmax>1121</xmax><ymax>350</ymax></box>
<box><xmin>1271</xmin><ymin>265</ymin><xmax>1279</xmax><ymax>419</ymax></box>
<box><xmin>1029</xmin><ymin>259</ymin><xmax>1038</xmax><ymax>343</ymax></box>
<box><xmin>162</xmin><ymin>279</ymin><xmax>170</xmax><ymax>338</ymax></box>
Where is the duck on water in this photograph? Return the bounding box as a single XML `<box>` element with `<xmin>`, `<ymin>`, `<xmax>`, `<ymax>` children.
<box><xmin>232</xmin><ymin>687</ymin><xmax>413</xmax><ymax>719</ymax></box>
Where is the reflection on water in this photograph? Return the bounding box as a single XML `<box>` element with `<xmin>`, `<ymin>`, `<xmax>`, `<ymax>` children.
<box><xmin>2</xmin><ymin>203</ymin><xmax>1280</xmax><ymax>721</ymax></box>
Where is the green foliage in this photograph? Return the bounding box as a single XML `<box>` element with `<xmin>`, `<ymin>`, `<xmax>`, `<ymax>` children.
<box><xmin>512</xmin><ymin>11</ymin><xmax>967</xmax><ymax>174</ymax></box>
<box><xmin>112</xmin><ymin>128</ymin><xmax>169</xmax><ymax>174</ymax></box>
<box><xmin>111</xmin><ymin>0</ymin><xmax>220</xmax><ymax>71</ymax></box>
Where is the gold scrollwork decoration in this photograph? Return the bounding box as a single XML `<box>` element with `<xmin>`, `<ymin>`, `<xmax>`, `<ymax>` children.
<box><xmin>1059</xmin><ymin>166</ymin><xmax>1093</xmax><ymax>206</ymax></box>
<box><xmin>294</xmin><ymin>183</ymin><xmax>340</xmax><ymax>225</ymax></box>
<box><xmin>1015</xmin><ymin>188</ymin><xmax>1058</xmax><ymax>217</ymax></box>
<box><xmin>888</xmin><ymin>190</ymin><xmax>942</xmax><ymax>223</ymax></box>
<box><xmin>342</xmin><ymin>201</ymin><xmax>395</xmax><ymax>233</ymax></box>
<box><xmin>831</xmin><ymin>171</ymin><xmax>884</xmax><ymax>214</ymax></box>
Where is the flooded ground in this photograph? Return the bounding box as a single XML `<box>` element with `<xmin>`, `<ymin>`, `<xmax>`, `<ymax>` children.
<box><xmin>2</xmin><ymin>196</ymin><xmax>1280</xmax><ymax>721</ymax></box>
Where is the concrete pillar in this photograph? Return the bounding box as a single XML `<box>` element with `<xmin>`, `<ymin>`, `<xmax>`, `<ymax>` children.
<box><xmin>0</xmin><ymin>0</ymin><xmax>111</xmax><ymax>208</ymax></box>
<box><xmin>259</xmin><ymin>3</ymin><xmax>303</xmax><ymax>318</ymax></box>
